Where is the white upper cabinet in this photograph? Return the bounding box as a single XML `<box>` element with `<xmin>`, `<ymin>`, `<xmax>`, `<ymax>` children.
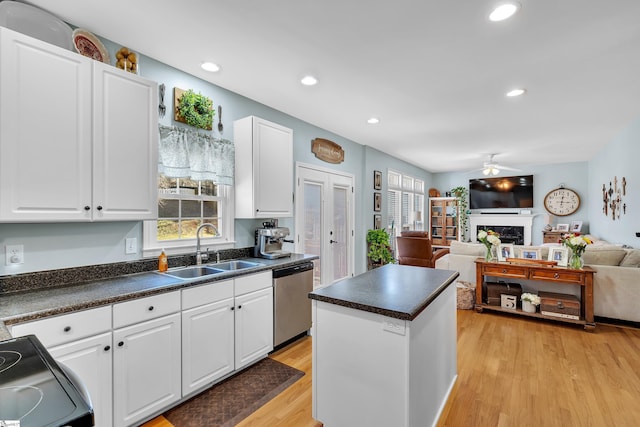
<box><xmin>234</xmin><ymin>116</ymin><xmax>293</xmax><ymax>218</ymax></box>
<box><xmin>0</xmin><ymin>27</ymin><xmax>158</xmax><ymax>222</ymax></box>
<box><xmin>92</xmin><ymin>62</ymin><xmax>158</xmax><ymax>221</ymax></box>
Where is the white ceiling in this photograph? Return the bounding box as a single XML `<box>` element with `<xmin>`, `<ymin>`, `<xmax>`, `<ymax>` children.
<box><xmin>23</xmin><ymin>0</ymin><xmax>640</xmax><ymax>173</ymax></box>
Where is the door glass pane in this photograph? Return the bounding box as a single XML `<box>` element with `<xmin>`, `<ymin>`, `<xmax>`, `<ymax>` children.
<box><xmin>303</xmin><ymin>182</ymin><xmax>322</xmax><ymax>287</ymax></box>
<box><xmin>332</xmin><ymin>186</ymin><xmax>348</xmax><ymax>282</ymax></box>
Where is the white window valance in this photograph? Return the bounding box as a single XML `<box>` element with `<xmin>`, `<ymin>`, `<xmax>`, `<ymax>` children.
<box><xmin>158</xmin><ymin>125</ymin><xmax>234</xmax><ymax>185</ymax></box>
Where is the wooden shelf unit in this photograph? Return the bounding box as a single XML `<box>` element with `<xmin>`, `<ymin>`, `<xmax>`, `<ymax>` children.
<box><xmin>429</xmin><ymin>197</ymin><xmax>460</xmax><ymax>247</ymax></box>
<box><xmin>474</xmin><ymin>259</ymin><xmax>595</xmax><ymax>331</ymax></box>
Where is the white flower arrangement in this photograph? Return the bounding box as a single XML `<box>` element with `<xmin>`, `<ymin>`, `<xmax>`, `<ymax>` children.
<box><xmin>521</xmin><ymin>293</ymin><xmax>541</xmax><ymax>306</ymax></box>
<box><xmin>477</xmin><ymin>229</ymin><xmax>501</xmax><ymax>247</ymax></box>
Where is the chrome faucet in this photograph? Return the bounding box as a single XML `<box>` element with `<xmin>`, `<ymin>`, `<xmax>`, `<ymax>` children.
<box><xmin>196</xmin><ymin>223</ymin><xmax>219</xmax><ymax>265</ymax></box>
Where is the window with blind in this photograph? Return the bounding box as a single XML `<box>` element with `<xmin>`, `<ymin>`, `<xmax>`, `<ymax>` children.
<box><xmin>387</xmin><ymin>170</ymin><xmax>425</xmax><ymax>239</ymax></box>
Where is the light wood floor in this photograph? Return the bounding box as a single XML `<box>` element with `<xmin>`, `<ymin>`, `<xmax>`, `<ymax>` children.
<box><xmin>145</xmin><ymin>310</ymin><xmax>640</xmax><ymax>426</ymax></box>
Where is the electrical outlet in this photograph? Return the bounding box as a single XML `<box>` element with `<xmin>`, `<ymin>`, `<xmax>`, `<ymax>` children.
<box><xmin>125</xmin><ymin>238</ymin><xmax>137</xmax><ymax>255</ymax></box>
<box><xmin>6</xmin><ymin>244</ymin><xmax>24</xmax><ymax>265</ymax></box>
<box><xmin>382</xmin><ymin>319</ymin><xmax>406</xmax><ymax>336</ymax></box>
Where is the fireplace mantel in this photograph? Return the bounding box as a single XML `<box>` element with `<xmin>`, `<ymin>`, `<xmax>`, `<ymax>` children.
<box><xmin>469</xmin><ymin>214</ymin><xmax>534</xmax><ymax>245</ymax></box>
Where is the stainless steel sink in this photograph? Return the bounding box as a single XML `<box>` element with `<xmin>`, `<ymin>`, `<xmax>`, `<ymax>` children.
<box><xmin>211</xmin><ymin>260</ymin><xmax>263</xmax><ymax>271</ymax></box>
<box><xmin>164</xmin><ymin>266</ymin><xmax>225</xmax><ymax>279</ymax></box>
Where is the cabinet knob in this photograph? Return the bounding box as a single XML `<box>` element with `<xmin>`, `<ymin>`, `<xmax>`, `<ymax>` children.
<box><xmin>554</xmin><ymin>273</ymin><xmax>560</xmax><ymax>279</ymax></box>
<box><xmin>84</xmin><ymin>206</ymin><xmax>91</xmax><ymax>211</ymax></box>
<box><xmin>104</xmin><ymin>345</ymin><xmax>111</xmax><ymax>352</ymax></box>
<box><xmin>502</xmin><ymin>269</ymin><xmax>507</xmax><ymax>274</ymax></box>
<box><xmin>230</xmin><ymin>306</ymin><xmax>235</xmax><ymax>311</ymax></box>
<box><xmin>148</xmin><ymin>306</ymin><xmax>154</xmax><ymax>311</ymax></box>
<box><xmin>237</xmin><ymin>305</ymin><xmax>242</xmax><ymax>310</ymax></box>
<box><xmin>118</xmin><ymin>341</ymin><xmax>124</xmax><ymax>347</ymax></box>
<box><xmin>96</xmin><ymin>205</ymin><xmax>103</xmax><ymax>211</ymax></box>
<box><xmin>63</xmin><ymin>326</ymin><xmax>71</xmax><ymax>332</ymax></box>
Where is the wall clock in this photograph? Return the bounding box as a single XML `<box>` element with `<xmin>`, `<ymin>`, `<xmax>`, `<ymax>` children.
<box><xmin>543</xmin><ymin>187</ymin><xmax>580</xmax><ymax>216</ymax></box>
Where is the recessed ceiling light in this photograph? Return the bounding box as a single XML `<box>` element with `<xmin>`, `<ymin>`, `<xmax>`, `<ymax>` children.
<box><xmin>489</xmin><ymin>2</ymin><xmax>520</xmax><ymax>21</ymax></box>
<box><xmin>367</xmin><ymin>117</ymin><xmax>380</xmax><ymax>124</ymax></box>
<box><xmin>201</xmin><ymin>62</ymin><xmax>220</xmax><ymax>72</ymax></box>
<box><xmin>301</xmin><ymin>75</ymin><xmax>318</xmax><ymax>86</ymax></box>
<box><xmin>506</xmin><ymin>88</ymin><xmax>526</xmax><ymax>97</ymax></box>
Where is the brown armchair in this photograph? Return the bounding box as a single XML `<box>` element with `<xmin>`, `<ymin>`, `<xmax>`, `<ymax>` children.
<box><xmin>395</xmin><ymin>231</ymin><xmax>449</xmax><ymax>268</ymax></box>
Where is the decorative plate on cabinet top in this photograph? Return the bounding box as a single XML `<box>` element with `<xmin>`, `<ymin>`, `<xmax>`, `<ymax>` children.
<box><xmin>0</xmin><ymin>0</ymin><xmax>73</xmax><ymax>50</ymax></box>
<box><xmin>72</xmin><ymin>28</ymin><xmax>110</xmax><ymax>63</ymax></box>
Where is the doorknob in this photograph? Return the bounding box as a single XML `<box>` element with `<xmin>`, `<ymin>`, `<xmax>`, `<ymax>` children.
<box><xmin>330</xmin><ymin>239</ymin><xmax>338</xmax><ymax>244</ymax></box>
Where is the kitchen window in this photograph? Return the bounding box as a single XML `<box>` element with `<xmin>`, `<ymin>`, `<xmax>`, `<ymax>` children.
<box><xmin>143</xmin><ymin>174</ymin><xmax>234</xmax><ymax>254</ymax></box>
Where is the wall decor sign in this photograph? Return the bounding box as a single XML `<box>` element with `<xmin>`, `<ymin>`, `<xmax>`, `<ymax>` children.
<box><xmin>374</xmin><ymin>170</ymin><xmax>382</xmax><ymax>190</ymax></box>
<box><xmin>311</xmin><ymin>138</ymin><xmax>344</xmax><ymax>164</ymax></box>
<box><xmin>602</xmin><ymin>176</ymin><xmax>627</xmax><ymax>220</ymax></box>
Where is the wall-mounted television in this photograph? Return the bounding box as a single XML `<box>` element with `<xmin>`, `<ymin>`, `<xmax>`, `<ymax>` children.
<box><xmin>469</xmin><ymin>175</ymin><xmax>534</xmax><ymax>209</ymax></box>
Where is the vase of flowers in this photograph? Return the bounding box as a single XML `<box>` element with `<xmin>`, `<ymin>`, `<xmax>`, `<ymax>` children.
<box><xmin>521</xmin><ymin>293</ymin><xmax>541</xmax><ymax>313</ymax></box>
<box><xmin>477</xmin><ymin>229</ymin><xmax>501</xmax><ymax>262</ymax></box>
<box><xmin>562</xmin><ymin>234</ymin><xmax>592</xmax><ymax>269</ymax></box>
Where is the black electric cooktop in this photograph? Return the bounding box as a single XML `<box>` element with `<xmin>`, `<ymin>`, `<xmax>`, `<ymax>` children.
<box><xmin>0</xmin><ymin>335</ymin><xmax>94</xmax><ymax>427</ymax></box>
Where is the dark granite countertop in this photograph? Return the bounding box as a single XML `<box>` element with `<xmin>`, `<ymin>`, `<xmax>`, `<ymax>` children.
<box><xmin>0</xmin><ymin>254</ymin><xmax>317</xmax><ymax>340</ymax></box>
<box><xmin>308</xmin><ymin>264</ymin><xmax>459</xmax><ymax>321</ymax></box>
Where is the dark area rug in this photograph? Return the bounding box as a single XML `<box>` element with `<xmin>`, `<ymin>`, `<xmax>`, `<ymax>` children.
<box><xmin>163</xmin><ymin>358</ymin><xmax>304</xmax><ymax>427</ymax></box>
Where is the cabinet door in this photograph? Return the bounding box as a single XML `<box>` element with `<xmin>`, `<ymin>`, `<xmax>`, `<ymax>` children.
<box><xmin>0</xmin><ymin>28</ymin><xmax>92</xmax><ymax>221</ymax></box>
<box><xmin>254</xmin><ymin>118</ymin><xmax>293</xmax><ymax>217</ymax></box>
<box><xmin>113</xmin><ymin>313</ymin><xmax>181</xmax><ymax>427</ymax></box>
<box><xmin>235</xmin><ymin>116</ymin><xmax>293</xmax><ymax>218</ymax></box>
<box><xmin>182</xmin><ymin>298</ymin><xmax>234</xmax><ymax>396</ymax></box>
<box><xmin>235</xmin><ymin>287</ymin><xmax>274</xmax><ymax>369</ymax></box>
<box><xmin>92</xmin><ymin>62</ymin><xmax>158</xmax><ymax>221</ymax></box>
<box><xmin>49</xmin><ymin>332</ymin><xmax>113</xmax><ymax>427</ymax></box>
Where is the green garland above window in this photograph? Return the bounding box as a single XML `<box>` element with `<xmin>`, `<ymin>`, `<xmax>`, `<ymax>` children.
<box><xmin>174</xmin><ymin>88</ymin><xmax>215</xmax><ymax>130</ymax></box>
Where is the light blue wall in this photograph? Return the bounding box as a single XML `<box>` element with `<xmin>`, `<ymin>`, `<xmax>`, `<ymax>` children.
<box><xmin>432</xmin><ymin>163</ymin><xmax>589</xmax><ymax>245</ymax></box>
<box><xmin>2</xmin><ymin>32</ymin><xmax>638</xmax><ymax>276</ymax></box>
<box><xmin>587</xmin><ymin>117</ymin><xmax>640</xmax><ymax>246</ymax></box>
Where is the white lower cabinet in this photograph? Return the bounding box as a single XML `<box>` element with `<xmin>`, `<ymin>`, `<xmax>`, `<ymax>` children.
<box><xmin>235</xmin><ymin>286</ymin><xmax>273</xmax><ymax>369</ymax></box>
<box><xmin>49</xmin><ymin>332</ymin><xmax>113</xmax><ymax>427</ymax></box>
<box><xmin>181</xmin><ymin>272</ymin><xmax>274</xmax><ymax>395</ymax></box>
<box><xmin>181</xmin><ymin>280</ymin><xmax>235</xmax><ymax>396</ymax></box>
<box><xmin>112</xmin><ymin>292</ymin><xmax>181</xmax><ymax>427</ymax></box>
<box><xmin>10</xmin><ymin>270</ymin><xmax>275</xmax><ymax>426</ymax></box>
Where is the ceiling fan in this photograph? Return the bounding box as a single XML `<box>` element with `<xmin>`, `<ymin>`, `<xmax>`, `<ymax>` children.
<box><xmin>472</xmin><ymin>154</ymin><xmax>520</xmax><ymax>176</ymax></box>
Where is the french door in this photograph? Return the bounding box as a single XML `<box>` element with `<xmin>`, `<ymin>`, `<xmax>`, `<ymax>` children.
<box><xmin>295</xmin><ymin>164</ymin><xmax>354</xmax><ymax>288</ymax></box>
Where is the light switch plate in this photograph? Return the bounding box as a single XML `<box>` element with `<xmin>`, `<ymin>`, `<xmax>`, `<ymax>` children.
<box><xmin>125</xmin><ymin>238</ymin><xmax>137</xmax><ymax>254</ymax></box>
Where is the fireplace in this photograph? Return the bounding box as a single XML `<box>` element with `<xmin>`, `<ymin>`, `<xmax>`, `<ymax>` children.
<box><xmin>477</xmin><ymin>225</ymin><xmax>524</xmax><ymax>245</ymax></box>
<box><xmin>469</xmin><ymin>214</ymin><xmax>533</xmax><ymax>245</ymax></box>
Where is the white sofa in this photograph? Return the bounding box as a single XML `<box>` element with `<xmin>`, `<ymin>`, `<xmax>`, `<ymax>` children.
<box><xmin>435</xmin><ymin>239</ymin><xmax>640</xmax><ymax>323</ymax></box>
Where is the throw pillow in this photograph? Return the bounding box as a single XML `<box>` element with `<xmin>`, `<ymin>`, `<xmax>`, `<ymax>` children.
<box><xmin>620</xmin><ymin>249</ymin><xmax>640</xmax><ymax>267</ymax></box>
<box><xmin>449</xmin><ymin>240</ymin><xmax>485</xmax><ymax>257</ymax></box>
<box><xmin>582</xmin><ymin>245</ymin><xmax>627</xmax><ymax>266</ymax></box>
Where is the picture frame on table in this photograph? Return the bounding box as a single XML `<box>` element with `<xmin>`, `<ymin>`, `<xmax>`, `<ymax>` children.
<box><xmin>497</xmin><ymin>243</ymin><xmax>515</xmax><ymax>261</ymax></box>
<box><xmin>374</xmin><ymin>214</ymin><xmax>382</xmax><ymax>230</ymax></box>
<box><xmin>373</xmin><ymin>170</ymin><xmax>382</xmax><ymax>190</ymax></box>
<box><xmin>519</xmin><ymin>248</ymin><xmax>541</xmax><ymax>260</ymax></box>
<box><xmin>556</xmin><ymin>223</ymin><xmax>570</xmax><ymax>232</ymax></box>
<box><xmin>548</xmin><ymin>247</ymin><xmax>569</xmax><ymax>266</ymax></box>
<box><xmin>374</xmin><ymin>192</ymin><xmax>382</xmax><ymax>212</ymax></box>
<box><xmin>570</xmin><ymin>220</ymin><xmax>583</xmax><ymax>233</ymax></box>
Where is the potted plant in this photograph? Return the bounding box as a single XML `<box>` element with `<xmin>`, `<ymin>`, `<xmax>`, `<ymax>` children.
<box><xmin>521</xmin><ymin>293</ymin><xmax>541</xmax><ymax>313</ymax></box>
<box><xmin>366</xmin><ymin>229</ymin><xmax>395</xmax><ymax>269</ymax></box>
<box><xmin>451</xmin><ymin>186</ymin><xmax>469</xmax><ymax>240</ymax></box>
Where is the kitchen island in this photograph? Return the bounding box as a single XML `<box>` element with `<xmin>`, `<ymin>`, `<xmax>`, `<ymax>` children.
<box><xmin>309</xmin><ymin>264</ymin><xmax>459</xmax><ymax>427</ymax></box>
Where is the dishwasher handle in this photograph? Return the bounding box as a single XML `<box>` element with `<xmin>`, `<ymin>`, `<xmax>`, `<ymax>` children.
<box><xmin>272</xmin><ymin>262</ymin><xmax>314</xmax><ymax>278</ymax></box>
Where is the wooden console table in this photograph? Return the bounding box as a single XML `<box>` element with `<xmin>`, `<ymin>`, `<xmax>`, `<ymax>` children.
<box><xmin>475</xmin><ymin>259</ymin><xmax>595</xmax><ymax>331</ymax></box>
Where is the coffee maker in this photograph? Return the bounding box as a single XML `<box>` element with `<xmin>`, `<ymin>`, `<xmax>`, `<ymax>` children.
<box><xmin>255</xmin><ymin>220</ymin><xmax>292</xmax><ymax>259</ymax></box>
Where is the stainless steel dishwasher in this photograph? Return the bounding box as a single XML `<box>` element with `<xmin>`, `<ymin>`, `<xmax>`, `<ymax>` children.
<box><xmin>273</xmin><ymin>261</ymin><xmax>314</xmax><ymax>347</ymax></box>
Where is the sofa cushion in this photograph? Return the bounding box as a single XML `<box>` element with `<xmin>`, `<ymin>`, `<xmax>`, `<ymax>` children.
<box><xmin>449</xmin><ymin>241</ymin><xmax>485</xmax><ymax>257</ymax></box>
<box><xmin>620</xmin><ymin>249</ymin><xmax>640</xmax><ymax>267</ymax></box>
<box><xmin>582</xmin><ymin>245</ymin><xmax>627</xmax><ymax>266</ymax></box>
